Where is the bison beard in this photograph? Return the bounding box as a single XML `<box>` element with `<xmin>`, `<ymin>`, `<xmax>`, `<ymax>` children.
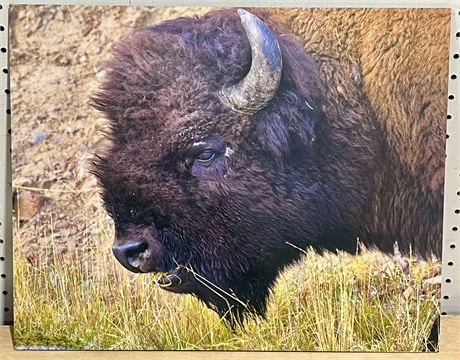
<box><xmin>91</xmin><ymin>9</ymin><xmax>444</xmax><ymax>325</ymax></box>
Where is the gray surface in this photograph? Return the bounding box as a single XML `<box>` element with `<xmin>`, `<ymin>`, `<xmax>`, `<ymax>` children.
<box><xmin>441</xmin><ymin>8</ymin><xmax>460</xmax><ymax>315</ymax></box>
<box><xmin>0</xmin><ymin>2</ymin><xmax>12</xmax><ymax>325</ymax></box>
<box><xmin>0</xmin><ymin>0</ymin><xmax>459</xmax><ymax>327</ymax></box>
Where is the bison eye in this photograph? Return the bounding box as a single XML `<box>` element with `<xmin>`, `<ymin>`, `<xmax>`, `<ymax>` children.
<box><xmin>186</xmin><ymin>140</ymin><xmax>227</xmax><ymax>179</ymax></box>
<box><xmin>185</xmin><ymin>139</ymin><xmax>225</xmax><ymax>168</ymax></box>
<box><xmin>196</xmin><ymin>149</ymin><xmax>215</xmax><ymax>163</ymax></box>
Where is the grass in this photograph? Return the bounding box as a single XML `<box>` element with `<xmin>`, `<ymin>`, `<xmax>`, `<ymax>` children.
<box><xmin>13</xmin><ymin>186</ymin><xmax>440</xmax><ymax>351</ymax></box>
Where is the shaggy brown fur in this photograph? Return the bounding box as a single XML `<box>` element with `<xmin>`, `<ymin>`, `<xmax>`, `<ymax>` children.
<box><xmin>262</xmin><ymin>8</ymin><xmax>450</xmax><ymax>255</ymax></box>
<box><xmin>91</xmin><ymin>8</ymin><xmax>449</xmax><ymax>323</ymax></box>
<box><xmin>263</xmin><ymin>8</ymin><xmax>450</xmax><ymax>185</ymax></box>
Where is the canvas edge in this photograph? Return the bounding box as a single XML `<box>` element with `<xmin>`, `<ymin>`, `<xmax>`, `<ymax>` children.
<box><xmin>0</xmin><ymin>0</ymin><xmax>458</xmax><ymax>344</ymax></box>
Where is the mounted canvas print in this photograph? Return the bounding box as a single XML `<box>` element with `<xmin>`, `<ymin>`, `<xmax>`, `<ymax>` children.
<box><xmin>11</xmin><ymin>4</ymin><xmax>450</xmax><ymax>351</ymax></box>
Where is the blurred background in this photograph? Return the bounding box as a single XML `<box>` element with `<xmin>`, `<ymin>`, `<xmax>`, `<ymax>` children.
<box><xmin>10</xmin><ymin>5</ymin><xmax>210</xmax><ymax>266</ymax></box>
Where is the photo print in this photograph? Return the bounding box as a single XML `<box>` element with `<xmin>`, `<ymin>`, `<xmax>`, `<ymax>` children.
<box><xmin>10</xmin><ymin>5</ymin><xmax>450</xmax><ymax>351</ymax></box>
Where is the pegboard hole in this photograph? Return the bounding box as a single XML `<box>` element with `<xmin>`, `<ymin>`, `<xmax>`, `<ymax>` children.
<box><xmin>0</xmin><ymin>25</ymin><xmax>6</xmax><ymax>31</ymax></box>
<box><xmin>0</xmin><ymin>47</ymin><xmax>5</xmax><ymax>53</ymax></box>
<box><xmin>445</xmin><ymin>278</ymin><xmax>452</xmax><ymax>283</ymax></box>
<box><xmin>2</xmin><ymin>68</ymin><xmax>8</xmax><ymax>74</ymax></box>
<box><xmin>0</xmin><ymin>274</ymin><xmax>6</xmax><ymax>279</ymax></box>
<box><xmin>6</xmin><ymin>109</ymin><xmax>10</xmax><ymax>114</ymax></box>
<box><xmin>447</xmin><ymin>114</ymin><xmax>452</xmax><ymax>119</ymax></box>
<box><xmin>453</xmin><ymin>227</ymin><xmax>458</xmax><ymax>231</ymax></box>
<box><xmin>4</xmin><ymin>89</ymin><xmax>9</xmax><ymax>94</ymax></box>
<box><xmin>454</xmin><ymin>53</ymin><xmax>460</xmax><ymax>59</ymax></box>
<box><xmin>448</xmin><ymin>261</ymin><xmax>454</xmax><ymax>266</ymax></box>
<box><xmin>450</xmin><ymin>244</ymin><xmax>456</xmax><ymax>249</ymax></box>
<box><xmin>0</xmin><ymin>257</ymin><xmax>5</xmax><ymax>261</ymax></box>
<box><xmin>1</xmin><ymin>291</ymin><xmax>7</xmax><ymax>295</ymax></box>
<box><xmin>441</xmin><ymin>312</ymin><xmax>447</xmax><ymax>315</ymax></box>
<box><xmin>0</xmin><ymin>239</ymin><xmax>3</xmax><ymax>244</ymax></box>
<box><xmin>3</xmin><ymin>308</ymin><xmax>9</xmax><ymax>313</ymax></box>
<box><xmin>448</xmin><ymin>95</ymin><xmax>455</xmax><ymax>100</ymax></box>
<box><xmin>452</xmin><ymin>74</ymin><xmax>458</xmax><ymax>80</ymax></box>
<box><xmin>443</xmin><ymin>295</ymin><xmax>449</xmax><ymax>300</ymax></box>
<box><xmin>455</xmin><ymin>209</ymin><xmax>460</xmax><ymax>214</ymax></box>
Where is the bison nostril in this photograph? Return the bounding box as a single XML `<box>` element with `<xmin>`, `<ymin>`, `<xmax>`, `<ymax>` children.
<box><xmin>125</xmin><ymin>241</ymin><xmax>148</xmax><ymax>257</ymax></box>
<box><xmin>112</xmin><ymin>240</ymin><xmax>149</xmax><ymax>272</ymax></box>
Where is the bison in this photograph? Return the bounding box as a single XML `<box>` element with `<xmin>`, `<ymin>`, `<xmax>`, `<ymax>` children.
<box><xmin>91</xmin><ymin>8</ymin><xmax>449</xmax><ymax>324</ymax></box>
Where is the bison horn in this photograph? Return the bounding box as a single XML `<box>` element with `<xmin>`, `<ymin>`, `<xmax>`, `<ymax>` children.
<box><xmin>219</xmin><ymin>9</ymin><xmax>283</xmax><ymax>115</ymax></box>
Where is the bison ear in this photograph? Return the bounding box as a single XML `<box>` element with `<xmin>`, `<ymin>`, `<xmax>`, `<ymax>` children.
<box><xmin>219</xmin><ymin>9</ymin><xmax>282</xmax><ymax>115</ymax></box>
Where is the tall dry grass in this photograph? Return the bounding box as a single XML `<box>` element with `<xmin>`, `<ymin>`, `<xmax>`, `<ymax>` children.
<box><xmin>13</xmin><ymin>186</ymin><xmax>439</xmax><ymax>351</ymax></box>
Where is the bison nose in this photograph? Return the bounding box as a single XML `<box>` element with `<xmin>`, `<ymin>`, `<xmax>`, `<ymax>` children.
<box><xmin>112</xmin><ymin>240</ymin><xmax>148</xmax><ymax>273</ymax></box>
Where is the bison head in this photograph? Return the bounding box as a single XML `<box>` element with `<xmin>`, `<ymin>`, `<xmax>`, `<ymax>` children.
<box><xmin>92</xmin><ymin>9</ymin><xmax>379</xmax><ymax>324</ymax></box>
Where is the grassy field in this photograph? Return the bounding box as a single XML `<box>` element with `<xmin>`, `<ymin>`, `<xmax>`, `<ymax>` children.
<box><xmin>13</xmin><ymin>190</ymin><xmax>440</xmax><ymax>351</ymax></box>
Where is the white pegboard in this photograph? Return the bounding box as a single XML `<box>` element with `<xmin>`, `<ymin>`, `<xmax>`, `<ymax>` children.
<box><xmin>0</xmin><ymin>1</ymin><xmax>12</xmax><ymax>325</ymax></box>
<box><xmin>0</xmin><ymin>0</ymin><xmax>459</xmax><ymax>328</ymax></box>
<box><xmin>441</xmin><ymin>7</ymin><xmax>460</xmax><ymax>315</ymax></box>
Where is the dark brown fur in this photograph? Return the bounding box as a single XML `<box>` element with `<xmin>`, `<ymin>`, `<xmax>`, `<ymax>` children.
<box><xmin>91</xmin><ymin>9</ymin><xmax>448</xmax><ymax>323</ymax></box>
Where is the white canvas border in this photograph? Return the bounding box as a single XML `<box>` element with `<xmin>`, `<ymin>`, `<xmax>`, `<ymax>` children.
<box><xmin>0</xmin><ymin>0</ymin><xmax>459</xmax><ymax>327</ymax></box>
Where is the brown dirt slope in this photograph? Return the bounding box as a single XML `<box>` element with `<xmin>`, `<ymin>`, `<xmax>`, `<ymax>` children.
<box><xmin>10</xmin><ymin>5</ymin><xmax>210</xmax><ymax>263</ymax></box>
